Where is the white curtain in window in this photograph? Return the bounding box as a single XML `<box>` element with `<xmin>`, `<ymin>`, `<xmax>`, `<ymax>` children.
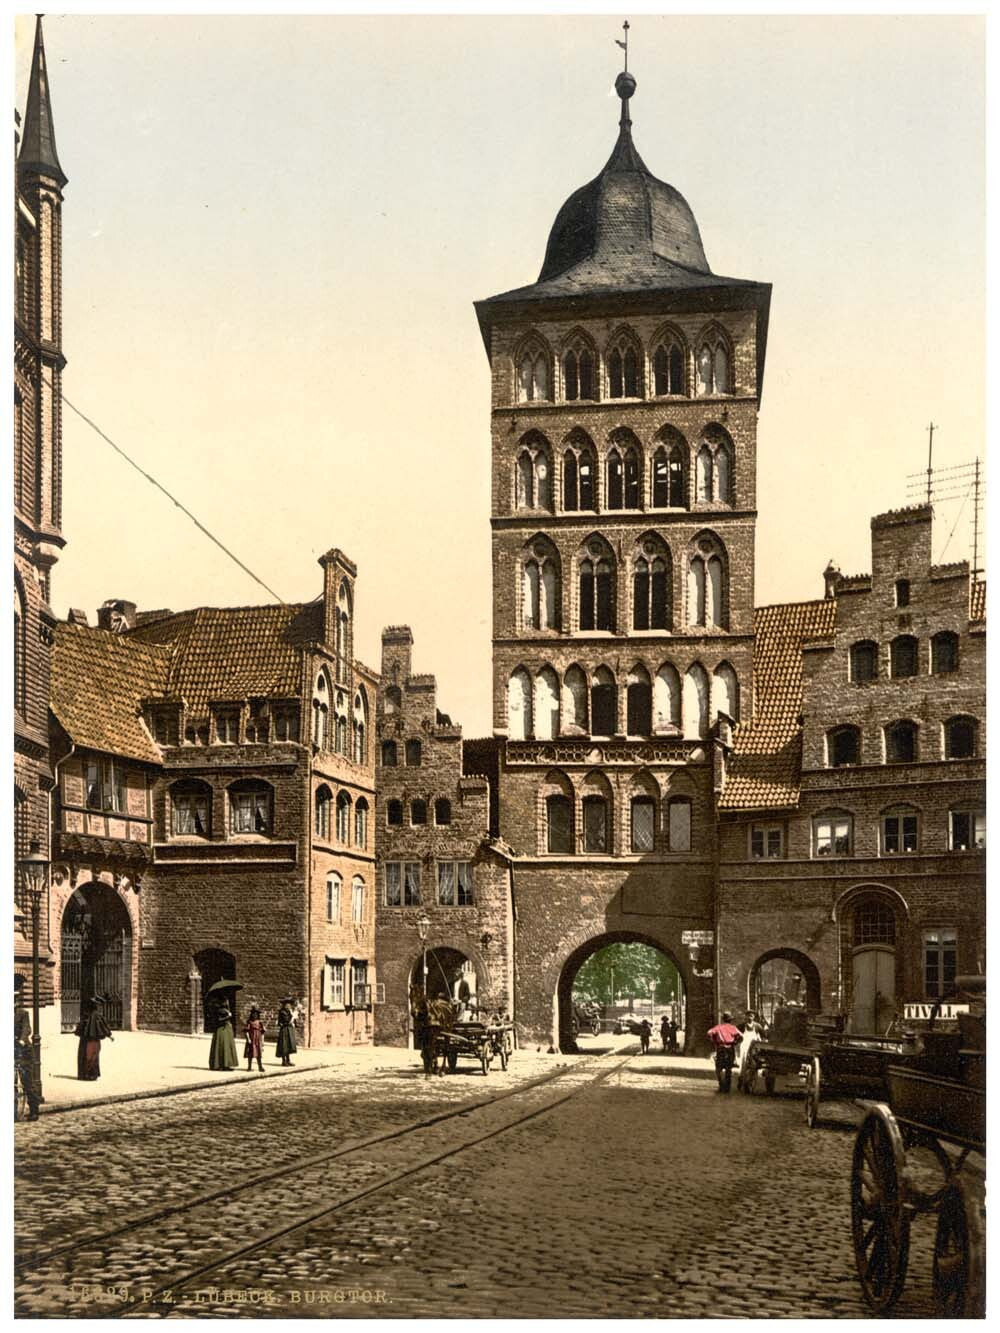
<box><xmin>697</xmin><ymin>447</ymin><xmax>712</xmax><ymax>502</ymax></box>
<box><xmin>508</xmin><ymin>668</ymin><xmax>532</xmax><ymax>740</ymax></box>
<box><xmin>713</xmin><ymin>343</ymin><xmax>729</xmax><ymax>393</ymax></box>
<box><xmin>688</xmin><ymin>559</ymin><xmax>705</xmax><ymax>627</ymax></box>
<box><xmin>519</xmin><ymin>356</ymin><xmax>533</xmax><ymax>402</ymax></box>
<box><xmin>696</xmin><ymin>346</ymin><xmax>712</xmax><ymax>395</ymax></box>
<box><xmin>516</xmin><ymin>453</ymin><xmax>533</xmax><ymax>508</ymax></box>
<box><xmin>716</xmin><ymin>446</ymin><xmax>731</xmax><ymax>504</ymax></box>
<box><xmin>536</xmin><ymin>456</ymin><xmax>551</xmax><ymax>510</ymax></box>
<box><xmin>534</xmin><ymin>668</ymin><xmax>559</xmax><ymax>740</ymax></box>
<box><xmin>563</xmin><ymin>666</ymin><xmax>588</xmax><ymax>733</ymax></box>
<box><xmin>713</xmin><ymin>663</ymin><xmax>739</xmax><ymax>721</ymax></box>
<box><xmin>534</xmin><ymin>355</ymin><xmax>548</xmax><ymax>400</ymax></box>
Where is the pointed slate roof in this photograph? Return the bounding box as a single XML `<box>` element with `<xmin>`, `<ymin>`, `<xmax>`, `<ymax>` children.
<box><xmin>19</xmin><ymin>16</ymin><xmax>67</xmax><ymax>187</ymax></box>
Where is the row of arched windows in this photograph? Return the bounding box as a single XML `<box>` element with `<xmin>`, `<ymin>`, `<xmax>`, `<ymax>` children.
<box><xmin>826</xmin><ymin>715</ymin><xmax>979</xmax><ymax>768</ymax></box>
<box><xmin>515</xmin><ymin>323</ymin><xmax>735</xmax><ymax>404</ymax></box>
<box><xmin>540</xmin><ymin>770</ymin><xmax>696</xmax><ymax>855</ymax></box>
<box><xmin>312</xmin><ymin>674</ymin><xmax>367</xmax><ymax>763</ymax></box>
<box><xmin>325</xmin><ymin>872</ymin><xmax>367</xmax><ymax>925</ymax></box>
<box><xmin>519</xmin><ymin>531</ymin><xmax>729</xmax><ymax>633</ymax></box>
<box><xmin>169</xmin><ymin>779</ymin><xmax>275</xmax><ymax>838</ymax></box>
<box><xmin>380</xmin><ymin>737</ymin><xmax>424</xmax><ymax>767</ymax></box>
<box><xmin>386</xmin><ymin>797</ymin><xmax>452</xmax><ymax>827</ymax></box>
<box><xmin>314</xmin><ymin>785</ymin><xmax>370</xmax><ymax>849</ymax></box>
<box><xmin>514</xmin><ymin>425</ymin><xmax>734</xmax><ymax>514</ymax></box>
<box><xmin>850</xmin><ymin>632</ymin><xmax>960</xmax><ymax>683</ymax></box>
<box><xmin>507</xmin><ymin>660</ymin><xmax>739</xmax><ymax>740</ymax></box>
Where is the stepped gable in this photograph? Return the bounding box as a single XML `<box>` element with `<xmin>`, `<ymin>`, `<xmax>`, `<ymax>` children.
<box><xmin>719</xmin><ymin>599</ymin><xmax>837</xmax><ymax>812</ymax></box>
<box><xmin>51</xmin><ymin>623</ymin><xmax>170</xmax><ymax>764</ymax></box>
<box><xmin>128</xmin><ymin>602</ymin><xmax>323</xmax><ymax>709</ymax></box>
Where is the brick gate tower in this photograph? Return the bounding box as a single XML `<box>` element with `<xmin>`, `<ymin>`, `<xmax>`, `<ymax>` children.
<box><xmin>474</xmin><ymin>66</ymin><xmax>771</xmax><ymax>1052</ymax></box>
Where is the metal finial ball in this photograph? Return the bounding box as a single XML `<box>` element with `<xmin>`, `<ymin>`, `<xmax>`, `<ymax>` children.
<box><xmin>615</xmin><ymin>71</ymin><xmax>636</xmax><ymax>100</ymax></box>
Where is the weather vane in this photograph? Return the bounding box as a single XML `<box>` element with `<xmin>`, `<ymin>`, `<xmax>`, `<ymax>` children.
<box><xmin>616</xmin><ymin>19</ymin><xmax>630</xmax><ymax>73</ymax></box>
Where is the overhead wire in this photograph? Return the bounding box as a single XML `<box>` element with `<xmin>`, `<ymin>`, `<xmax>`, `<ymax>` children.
<box><xmin>48</xmin><ymin>377</ymin><xmax>286</xmax><ymax>605</ymax></box>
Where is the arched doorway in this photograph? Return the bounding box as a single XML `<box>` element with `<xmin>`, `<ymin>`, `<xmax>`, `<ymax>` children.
<box><xmin>749</xmin><ymin>949</ymin><xmax>821</xmax><ymax>1024</ymax></box>
<box><xmin>557</xmin><ymin>933</ymin><xmax>687</xmax><ymax>1053</ymax></box>
<box><xmin>60</xmin><ymin>883</ymin><xmax>133</xmax><ymax>1031</ymax></box>
<box><xmin>408</xmin><ymin>947</ymin><xmax>478</xmax><ymax>1048</ymax></box>
<box><xmin>840</xmin><ymin>893</ymin><xmax>902</xmax><ymax>1033</ymax></box>
<box><xmin>194</xmin><ymin>947</ymin><xmax>237</xmax><ymax>1031</ymax></box>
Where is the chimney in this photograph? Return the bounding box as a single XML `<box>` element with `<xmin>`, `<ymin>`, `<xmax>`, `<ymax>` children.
<box><xmin>97</xmin><ymin>599</ymin><xmax>137</xmax><ymax>632</ymax></box>
<box><xmin>67</xmin><ymin>608</ymin><xmax>89</xmax><ymax>626</ymax></box>
<box><xmin>823</xmin><ymin>561</ymin><xmax>841</xmax><ymax>601</ymax></box>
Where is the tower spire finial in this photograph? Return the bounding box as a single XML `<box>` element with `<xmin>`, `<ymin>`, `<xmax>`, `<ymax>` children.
<box><xmin>19</xmin><ymin>14</ymin><xmax>67</xmax><ymax>187</ymax></box>
<box><xmin>614</xmin><ymin>21</ymin><xmax>636</xmax><ymax>131</ymax></box>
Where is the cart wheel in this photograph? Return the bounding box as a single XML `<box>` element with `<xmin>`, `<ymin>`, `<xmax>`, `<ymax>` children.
<box><xmin>804</xmin><ymin>1057</ymin><xmax>821</xmax><ymax>1128</ymax></box>
<box><xmin>851</xmin><ymin>1107</ymin><xmax>910</xmax><ymax>1314</ymax></box>
<box><xmin>446</xmin><ymin>1050</ymin><xmax>458</xmax><ymax>1073</ymax></box>
<box><xmin>933</xmin><ymin>1178</ymin><xmax>985</xmax><ymax>1318</ymax></box>
<box><xmin>764</xmin><ymin>1072</ymin><xmax>776</xmax><ymax>1097</ymax></box>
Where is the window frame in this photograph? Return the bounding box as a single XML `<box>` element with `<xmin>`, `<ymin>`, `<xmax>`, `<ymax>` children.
<box><xmin>228</xmin><ymin>781</ymin><xmax>273</xmax><ymax>836</ymax></box>
<box><xmin>884</xmin><ymin>719</ymin><xmax>919</xmax><ymax>765</ymax></box>
<box><xmin>923</xmin><ymin>929</ymin><xmax>957</xmax><ymax>1000</ymax></box>
<box><xmin>827</xmin><ymin>725</ymin><xmax>861</xmax><ymax>768</ymax></box>
<box><xmin>849</xmin><ymin>640</ymin><xmax>879</xmax><ymax>685</ymax></box>
<box><xmin>943</xmin><ymin>716</ymin><xmax>976</xmax><ymax>760</ymax></box>
<box><xmin>170</xmin><ymin>780</ymin><xmax>211</xmax><ymax>838</ymax></box>
<box><xmin>749</xmin><ymin>824</ymin><xmax>783</xmax><ymax>860</ymax></box>
<box><xmin>322</xmin><ymin>957</ymin><xmax>346</xmax><ymax>1011</ymax></box>
<box><xmin>949</xmin><ymin>808</ymin><xmax>985</xmax><ymax>852</ymax></box>
<box><xmin>546</xmin><ymin>794</ymin><xmax>574</xmax><ymax>855</ymax></box>
<box><xmin>931</xmin><ymin>631</ymin><xmax>959</xmax><ymax>675</ymax></box>
<box><xmin>437</xmin><ymin>860</ymin><xmax>474</xmax><ymax>907</ymax></box>
<box><xmin>813</xmin><ymin>811</ymin><xmax>853</xmax><ymax>857</ymax></box>
<box><xmin>326</xmin><ymin>873</ymin><xmax>342</xmax><ymax>924</ymax></box>
<box><xmin>881</xmin><ymin>807</ymin><xmax>919</xmax><ymax>855</ymax></box>
<box><xmin>384</xmin><ymin>860</ymin><xmax>421</xmax><ymax>907</ymax></box>
<box><xmin>351</xmin><ymin>876</ymin><xmax>366</xmax><ymax>924</ymax></box>
<box><xmin>630</xmin><ymin>795</ymin><xmax>656</xmax><ymax>853</ymax></box>
<box><xmin>667</xmin><ymin>797</ymin><xmax>692</xmax><ymax>852</ymax></box>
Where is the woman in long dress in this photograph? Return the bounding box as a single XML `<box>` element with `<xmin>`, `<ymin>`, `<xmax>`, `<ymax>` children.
<box><xmin>76</xmin><ymin>997</ymin><xmax>113</xmax><ymax>1080</ymax></box>
<box><xmin>275</xmin><ymin>998</ymin><xmax>297</xmax><ymax>1066</ymax></box>
<box><xmin>209</xmin><ymin>999</ymin><xmax>239</xmax><ymax>1070</ymax></box>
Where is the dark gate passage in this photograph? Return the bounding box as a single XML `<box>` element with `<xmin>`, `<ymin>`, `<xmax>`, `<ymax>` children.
<box><xmin>194</xmin><ymin>948</ymin><xmax>237</xmax><ymax>1031</ymax></box>
<box><xmin>558</xmin><ymin>932</ymin><xmax>687</xmax><ymax>1053</ymax></box>
<box><xmin>60</xmin><ymin>883</ymin><xmax>132</xmax><ymax>1031</ymax></box>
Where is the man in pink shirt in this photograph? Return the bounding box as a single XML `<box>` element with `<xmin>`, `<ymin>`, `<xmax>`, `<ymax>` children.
<box><xmin>707</xmin><ymin>1011</ymin><xmax>743</xmax><ymax>1093</ymax></box>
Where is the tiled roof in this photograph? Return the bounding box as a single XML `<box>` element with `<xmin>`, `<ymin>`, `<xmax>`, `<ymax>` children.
<box><xmin>128</xmin><ymin>603</ymin><xmax>322</xmax><ymax>711</ymax></box>
<box><xmin>51</xmin><ymin>624</ymin><xmax>170</xmax><ymax>764</ymax></box>
<box><xmin>718</xmin><ymin>599</ymin><xmax>837</xmax><ymax>812</ymax></box>
<box><xmin>970</xmin><ymin>581</ymin><xmax>986</xmax><ymax>622</ymax></box>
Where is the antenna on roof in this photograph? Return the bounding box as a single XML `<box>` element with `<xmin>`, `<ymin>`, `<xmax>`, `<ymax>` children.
<box><xmin>925</xmin><ymin>421</ymin><xmax>936</xmax><ymax>505</ymax></box>
<box><xmin>906</xmin><ymin>454</ymin><xmax>985</xmax><ymax>580</ymax></box>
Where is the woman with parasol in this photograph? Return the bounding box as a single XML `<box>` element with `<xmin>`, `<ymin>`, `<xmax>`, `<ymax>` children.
<box><xmin>75</xmin><ymin>995</ymin><xmax>113</xmax><ymax>1080</ymax></box>
<box><xmin>207</xmin><ymin>979</ymin><xmax>241</xmax><ymax>1071</ymax></box>
<box><xmin>275</xmin><ymin>996</ymin><xmax>297</xmax><ymax>1066</ymax></box>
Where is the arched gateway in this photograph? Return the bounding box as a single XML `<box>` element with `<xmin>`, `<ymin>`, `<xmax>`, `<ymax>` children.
<box><xmin>556</xmin><ymin>931</ymin><xmax>689</xmax><ymax>1054</ymax></box>
<box><xmin>60</xmin><ymin>883</ymin><xmax>133</xmax><ymax>1031</ymax></box>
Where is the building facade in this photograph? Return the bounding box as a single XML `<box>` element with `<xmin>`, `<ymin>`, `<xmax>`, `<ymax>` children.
<box><xmin>474</xmin><ymin>71</ymin><xmax>770</xmax><ymax>1052</ymax></box>
<box><xmin>47</xmin><ymin>552</ymin><xmax>378</xmax><ymax>1046</ymax></box>
<box><xmin>374</xmin><ymin>627</ymin><xmax>514</xmax><ymax>1046</ymax></box>
<box><xmin>14</xmin><ymin>17</ymin><xmax>67</xmax><ymax>1027</ymax></box>
<box><xmin>716</xmin><ymin>506</ymin><xmax>986</xmax><ymax>1028</ymax></box>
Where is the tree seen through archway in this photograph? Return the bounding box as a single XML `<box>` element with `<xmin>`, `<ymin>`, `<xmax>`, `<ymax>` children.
<box><xmin>572</xmin><ymin>942</ymin><xmax>681</xmax><ymax>1009</ymax></box>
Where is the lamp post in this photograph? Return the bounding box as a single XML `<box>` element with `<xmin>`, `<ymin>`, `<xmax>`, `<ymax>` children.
<box><xmin>18</xmin><ymin>839</ymin><xmax>49</xmax><ymax>1107</ymax></box>
<box><xmin>649</xmin><ymin>979</ymin><xmax>656</xmax><ymax>1020</ymax></box>
<box><xmin>416</xmin><ymin>911</ymin><xmax>431</xmax><ymax>998</ymax></box>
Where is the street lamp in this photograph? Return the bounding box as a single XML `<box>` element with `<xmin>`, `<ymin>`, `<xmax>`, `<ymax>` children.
<box><xmin>649</xmin><ymin>979</ymin><xmax>656</xmax><ymax>1020</ymax></box>
<box><xmin>416</xmin><ymin>911</ymin><xmax>431</xmax><ymax>997</ymax></box>
<box><xmin>18</xmin><ymin>838</ymin><xmax>49</xmax><ymax>1106</ymax></box>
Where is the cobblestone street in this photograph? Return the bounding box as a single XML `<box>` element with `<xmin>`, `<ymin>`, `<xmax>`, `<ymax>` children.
<box><xmin>15</xmin><ymin>1042</ymin><xmax>948</xmax><ymax>1318</ymax></box>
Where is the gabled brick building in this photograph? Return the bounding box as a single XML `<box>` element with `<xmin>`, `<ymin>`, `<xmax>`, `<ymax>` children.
<box><xmin>373</xmin><ymin>628</ymin><xmax>513</xmax><ymax>1046</ymax></box>
<box><xmin>716</xmin><ymin>506</ymin><xmax>986</xmax><ymax>1029</ymax></box>
<box><xmin>14</xmin><ymin>17</ymin><xmax>67</xmax><ymax>1025</ymax></box>
<box><xmin>46</xmin><ymin>553</ymin><xmax>378</xmax><ymax>1046</ymax></box>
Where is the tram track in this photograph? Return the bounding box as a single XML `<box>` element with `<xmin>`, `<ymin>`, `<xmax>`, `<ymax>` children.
<box><xmin>15</xmin><ymin>1047</ymin><xmax>638</xmax><ymax>1318</ymax></box>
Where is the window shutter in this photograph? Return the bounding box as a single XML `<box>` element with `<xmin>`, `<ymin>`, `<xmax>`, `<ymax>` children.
<box><xmin>320</xmin><ymin>961</ymin><xmax>327</xmax><ymax>1011</ymax></box>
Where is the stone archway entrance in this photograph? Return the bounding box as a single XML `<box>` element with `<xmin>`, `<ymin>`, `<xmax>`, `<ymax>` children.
<box><xmin>408</xmin><ymin>947</ymin><xmax>478</xmax><ymax>1047</ymax></box>
<box><xmin>749</xmin><ymin>949</ymin><xmax>822</xmax><ymax>1024</ymax></box>
<box><xmin>194</xmin><ymin>948</ymin><xmax>238</xmax><ymax>1031</ymax></box>
<box><xmin>60</xmin><ymin>883</ymin><xmax>133</xmax><ymax>1031</ymax></box>
<box><xmin>556</xmin><ymin>932</ymin><xmax>687</xmax><ymax>1054</ymax></box>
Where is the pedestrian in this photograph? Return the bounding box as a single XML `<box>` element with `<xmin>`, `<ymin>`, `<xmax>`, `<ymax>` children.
<box><xmin>660</xmin><ymin>1014</ymin><xmax>671</xmax><ymax>1053</ymax></box>
<box><xmin>707</xmin><ymin>1011</ymin><xmax>743</xmax><ymax>1093</ymax></box>
<box><xmin>276</xmin><ymin>996</ymin><xmax>297</xmax><ymax>1066</ymax></box>
<box><xmin>14</xmin><ymin>975</ymin><xmax>40</xmax><ymax>1120</ymax></box>
<box><xmin>75</xmin><ymin>995</ymin><xmax>113</xmax><ymax>1081</ymax></box>
<box><xmin>243</xmin><ymin>1005</ymin><xmax>264</xmax><ymax>1072</ymax></box>
<box><xmin>668</xmin><ymin>1019</ymin><xmax>679</xmax><ymax>1053</ymax></box>
<box><xmin>638</xmin><ymin>1018</ymin><xmax>652</xmax><ymax>1054</ymax></box>
<box><xmin>208</xmin><ymin>996</ymin><xmax>239</xmax><ymax>1071</ymax></box>
<box><xmin>736</xmin><ymin>1012</ymin><xmax>763</xmax><ymax>1088</ymax></box>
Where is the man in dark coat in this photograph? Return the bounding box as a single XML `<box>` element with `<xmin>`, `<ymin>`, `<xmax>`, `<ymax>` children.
<box><xmin>276</xmin><ymin>997</ymin><xmax>297</xmax><ymax>1066</ymax></box>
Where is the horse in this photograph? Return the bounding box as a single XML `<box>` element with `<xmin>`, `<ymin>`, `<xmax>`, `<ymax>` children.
<box><xmin>410</xmin><ymin>987</ymin><xmax>457</xmax><ymax>1075</ymax></box>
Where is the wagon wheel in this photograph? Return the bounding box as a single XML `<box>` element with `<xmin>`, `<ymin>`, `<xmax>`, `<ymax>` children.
<box><xmin>932</xmin><ymin>1178</ymin><xmax>985</xmax><ymax>1318</ymax></box>
<box><xmin>591</xmin><ymin>1017</ymin><xmax>601</xmax><ymax>1037</ymax></box>
<box><xmin>480</xmin><ymin>1043</ymin><xmax>492</xmax><ymax>1076</ymax></box>
<box><xmin>851</xmin><ymin>1107</ymin><xmax>910</xmax><ymax>1314</ymax></box>
<box><xmin>804</xmin><ymin>1057</ymin><xmax>821</xmax><ymax>1128</ymax></box>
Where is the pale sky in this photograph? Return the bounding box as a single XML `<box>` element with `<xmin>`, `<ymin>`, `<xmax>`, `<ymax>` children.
<box><xmin>14</xmin><ymin>13</ymin><xmax>985</xmax><ymax>736</ymax></box>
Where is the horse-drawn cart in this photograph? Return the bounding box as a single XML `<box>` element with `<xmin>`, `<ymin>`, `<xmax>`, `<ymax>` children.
<box><xmin>436</xmin><ymin>1021</ymin><xmax>513</xmax><ymax>1075</ymax></box>
<box><xmin>850</xmin><ymin>977</ymin><xmax>985</xmax><ymax>1317</ymax></box>
<box><xmin>802</xmin><ymin>1030</ymin><xmax>920</xmax><ymax>1128</ymax></box>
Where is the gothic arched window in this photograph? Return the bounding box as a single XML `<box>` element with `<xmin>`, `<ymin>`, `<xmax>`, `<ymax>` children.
<box><xmin>632</xmin><ymin>536</ymin><xmax>671</xmax><ymax>631</ymax></box>
<box><xmin>315</xmin><ymin>785</ymin><xmax>332</xmax><ymax>841</ymax></box>
<box><xmin>652</xmin><ymin>336</ymin><xmax>685</xmax><ymax>395</ymax></box>
<box><xmin>508</xmin><ymin>667</ymin><xmax>533</xmax><ymax>740</ymax></box>
<box><xmin>687</xmin><ymin>533</ymin><xmax>728</xmax><ymax>629</ymax></box>
<box><xmin>696</xmin><ymin>327</ymin><xmax>732</xmax><ymax>396</ymax></box>
<box><xmin>516</xmin><ymin>336</ymin><xmax>551</xmax><ymax>403</ymax></box>
<box><xmin>563</xmin><ymin>333</ymin><xmax>597</xmax><ymax>402</ymax></box>
<box><xmin>578</xmin><ymin>539</ymin><xmax>615</xmax><ymax>632</ymax></box>
<box><xmin>352</xmin><ymin>689</ymin><xmax>368</xmax><ymax>764</ymax></box>
<box><xmin>562</xmin><ymin>431</ymin><xmax>596</xmax><ymax>512</ymax></box>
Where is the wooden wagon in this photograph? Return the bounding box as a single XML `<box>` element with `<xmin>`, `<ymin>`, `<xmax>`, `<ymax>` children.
<box><xmin>849</xmin><ymin>977</ymin><xmax>985</xmax><ymax>1317</ymax></box>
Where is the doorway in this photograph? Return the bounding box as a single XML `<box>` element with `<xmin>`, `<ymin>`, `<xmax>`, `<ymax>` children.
<box><xmin>60</xmin><ymin>883</ymin><xmax>132</xmax><ymax>1031</ymax></box>
<box><xmin>194</xmin><ymin>947</ymin><xmax>237</xmax><ymax>1030</ymax></box>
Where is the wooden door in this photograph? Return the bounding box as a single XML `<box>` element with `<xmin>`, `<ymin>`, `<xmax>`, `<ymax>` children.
<box><xmin>851</xmin><ymin>946</ymin><xmax>895</xmax><ymax>1034</ymax></box>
